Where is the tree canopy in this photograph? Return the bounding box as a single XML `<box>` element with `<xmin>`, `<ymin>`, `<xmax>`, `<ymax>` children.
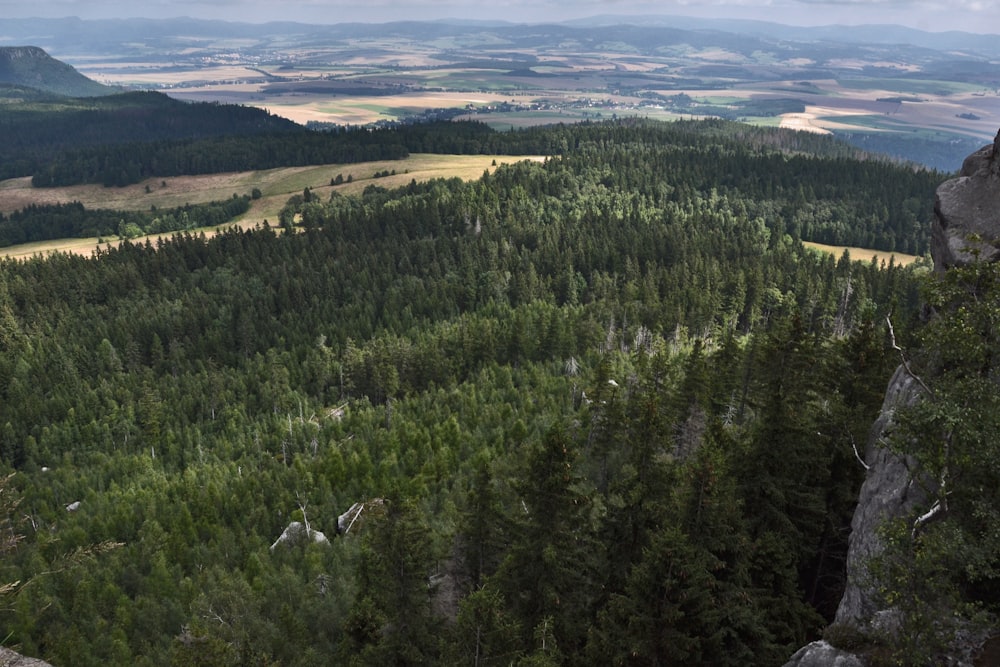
<box><xmin>0</xmin><ymin>118</ymin><xmax>938</xmax><ymax>665</ymax></box>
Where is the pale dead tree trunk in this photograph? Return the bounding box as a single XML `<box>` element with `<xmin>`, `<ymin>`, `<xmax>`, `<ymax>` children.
<box><xmin>833</xmin><ymin>275</ymin><xmax>853</xmax><ymax>338</ymax></box>
<box><xmin>345</xmin><ymin>504</ymin><xmax>364</xmax><ymax>534</ymax></box>
<box><xmin>886</xmin><ymin>314</ymin><xmax>934</xmax><ymax>398</ymax></box>
<box><xmin>296</xmin><ymin>493</ymin><xmax>311</xmax><ymax>536</ymax></box>
<box><xmin>912</xmin><ymin>499</ymin><xmax>943</xmax><ymax>538</ymax></box>
<box><xmin>849</xmin><ymin>433</ymin><xmax>870</xmax><ymax>471</ymax></box>
<box><xmin>912</xmin><ymin>431</ymin><xmax>952</xmax><ymax>539</ymax></box>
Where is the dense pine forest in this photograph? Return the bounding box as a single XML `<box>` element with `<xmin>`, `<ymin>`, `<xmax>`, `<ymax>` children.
<box><xmin>0</xmin><ymin>119</ymin><xmax>952</xmax><ymax>665</ymax></box>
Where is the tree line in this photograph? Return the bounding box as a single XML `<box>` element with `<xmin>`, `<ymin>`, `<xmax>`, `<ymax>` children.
<box><xmin>0</xmin><ymin>195</ymin><xmax>253</xmax><ymax>247</ymax></box>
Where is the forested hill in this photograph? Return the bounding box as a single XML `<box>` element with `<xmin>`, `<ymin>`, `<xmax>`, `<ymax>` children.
<box><xmin>0</xmin><ymin>90</ymin><xmax>309</xmax><ymax>183</ymax></box>
<box><xmin>0</xmin><ymin>120</ymin><xmax>934</xmax><ymax>665</ymax></box>
<box><xmin>0</xmin><ymin>46</ymin><xmax>113</xmax><ymax>98</ymax></box>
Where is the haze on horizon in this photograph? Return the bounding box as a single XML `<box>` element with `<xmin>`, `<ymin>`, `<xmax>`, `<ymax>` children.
<box><xmin>2</xmin><ymin>0</ymin><xmax>998</xmax><ymax>35</ymax></box>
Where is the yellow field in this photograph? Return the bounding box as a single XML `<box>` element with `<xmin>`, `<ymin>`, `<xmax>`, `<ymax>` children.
<box><xmin>0</xmin><ymin>154</ymin><xmax>543</xmax><ymax>259</ymax></box>
<box><xmin>803</xmin><ymin>240</ymin><xmax>922</xmax><ymax>267</ymax></box>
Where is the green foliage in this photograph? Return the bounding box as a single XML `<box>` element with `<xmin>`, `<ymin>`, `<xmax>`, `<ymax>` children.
<box><xmin>873</xmin><ymin>261</ymin><xmax>1000</xmax><ymax>664</ymax></box>
<box><xmin>0</xmin><ymin>91</ymin><xmax>300</xmax><ymax>182</ymax></box>
<box><xmin>345</xmin><ymin>497</ymin><xmax>439</xmax><ymax>665</ymax></box>
<box><xmin>0</xmin><ymin>119</ymin><xmax>926</xmax><ymax>664</ymax></box>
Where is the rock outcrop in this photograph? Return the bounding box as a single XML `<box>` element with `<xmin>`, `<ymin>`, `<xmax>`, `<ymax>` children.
<box><xmin>0</xmin><ymin>647</ymin><xmax>53</xmax><ymax>667</ymax></box>
<box><xmin>268</xmin><ymin>521</ymin><xmax>329</xmax><ymax>551</ymax></box>
<box><xmin>933</xmin><ymin>129</ymin><xmax>1000</xmax><ymax>269</ymax></box>
<box><xmin>833</xmin><ymin>365</ymin><xmax>926</xmax><ymax>627</ymax></box>
<box><xmin>786</xmin><ymin>130</ymin><xmax>1000</xmax><ymax>666</ymax></box>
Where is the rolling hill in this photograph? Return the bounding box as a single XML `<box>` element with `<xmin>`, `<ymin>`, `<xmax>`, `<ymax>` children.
<box><xmin>0</xmin><ymin>45</ymin><xmax>114</xmax><ymax>97</ymax></box>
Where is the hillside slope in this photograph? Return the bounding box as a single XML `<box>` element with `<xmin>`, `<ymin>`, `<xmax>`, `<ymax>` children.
<box><xmin>0</xmin><ymin>46</ymin><xmax>113</xmax><ymax>97</ymax></box>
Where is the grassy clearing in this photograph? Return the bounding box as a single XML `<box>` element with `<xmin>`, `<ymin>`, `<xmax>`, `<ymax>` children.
<box><xmin>803</xmin><ymin>240</ymin><xmax>922</xmax><ymax>267</ymax></box>
<box><xmin>0</xmin><ymin>154</ymin><xmax>544</xmax><ymax>259</ymax></box>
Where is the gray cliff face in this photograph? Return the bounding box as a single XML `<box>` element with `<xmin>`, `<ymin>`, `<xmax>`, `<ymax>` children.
<box><xmin>783</xmin><ymin>366</ymin><xmax>925</xmax><ymax>667</ymax></box>
<box><xmin>833</xmin><ymin>365</ymin><xmax>925</xmax><ymax>627</ymax></box>
<box><xmin>786</xmin><ymin>131</ymin><xmax>1000</xmax><ymax>667</ymax></box>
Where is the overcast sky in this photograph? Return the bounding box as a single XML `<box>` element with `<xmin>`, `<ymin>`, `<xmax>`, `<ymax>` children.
<box><xmin>2</xmin><ymin>0</ymin><xmax>998</xmax><ymax>34</ymax></box>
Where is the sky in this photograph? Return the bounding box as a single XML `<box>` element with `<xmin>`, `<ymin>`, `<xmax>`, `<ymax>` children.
<box><xmin>2</xmin><ymin>0</ymin><xmax>998</xmax><ymax>34</ymax></box>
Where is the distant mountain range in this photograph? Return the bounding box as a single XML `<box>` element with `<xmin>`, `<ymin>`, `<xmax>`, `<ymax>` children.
<box><xmin>3</xmin><ymin>15</ymin><xmax>1000</xmax><ymax>60</ymax></box>
<box><xmin>566</xmin><ymin>15</ymin><xmax>1000</xmax><ymax>55</ymax></box>
<box><xmin>0</xmin><ymin>45</ymin><xmax>114</xmax><ymax>97</ymax></box>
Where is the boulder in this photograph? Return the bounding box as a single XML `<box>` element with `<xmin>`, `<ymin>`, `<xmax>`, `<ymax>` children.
<box><xmin>783</xmin><ymin>641</ymin><xmax>865</xmax><ymax>667</ymax></box>
<box><xmin>269</xmin><ymin>521</ymin><xmax>328</xmax><ymax>551</ymax></box>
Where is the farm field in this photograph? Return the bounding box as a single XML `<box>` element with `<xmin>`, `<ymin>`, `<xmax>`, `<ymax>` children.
<box><xmin>56</xmin><ymin>22</ymin><xmax>999</xmax><ymax>153</ymax></box>
<box><xmin>0</xmin><ymin>154</ymin><xmax>544</xmax><ymax>258</ymax></box>
<box><xmin>108</xmin><ymin>66</ymin><xmax>1000</xmax><ymax>141</ymax></box>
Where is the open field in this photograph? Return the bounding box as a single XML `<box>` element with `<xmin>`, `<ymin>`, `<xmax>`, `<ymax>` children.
<box><xmin>0</xmin><ymin>154</ymin><xmax>544</xmax><ymax>259</ymax></box>
<box><xmin>803</xmin><ymin>241</ymin><xmax>922</xmax><ymax>267</ymax></box>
